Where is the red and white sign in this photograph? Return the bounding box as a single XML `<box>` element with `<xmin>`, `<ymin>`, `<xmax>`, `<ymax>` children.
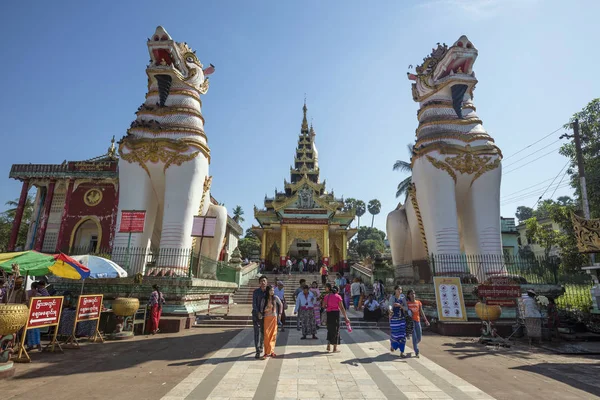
<box><xmin>191</xmin><ymin>216</ymin><xmax>217</xmax><ymax>237</ymax></box>
<box><xmin>119</xmin><ymin>210</ymin><xmax>146</xmax><ymax>233</ymax></box>
<box><xmin>487</xmin><ymin>299</ymin><xmax>516</xmax><ymax>307</ymax></box>
<box><xmin>28</xmin><ymin>296</ymin><xmax>63</xmax><ymax>328</ymax></box>
<box><xmin>477</xmin><ymin>285</ymin><xmax>521</xmax><ymax>298</ymax></box>
<box><xmin>77</xmin><ymin>295</ymin><xmax>103</xmax><ymax>321</ymax></box>
<box><xmin>209</xmin><ymin>294</ymin><xmax>230</xmax><ymax>305</ymax></box>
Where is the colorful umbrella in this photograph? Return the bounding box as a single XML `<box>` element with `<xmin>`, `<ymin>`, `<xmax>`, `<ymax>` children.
<box><xmin>71</xmin><ymin>255</ymin><xmax>128</xmax><ymax>279</ymax></box>
<box><xmin>0</xmin><ymin>251</ymin><xmax>90</xmax><ymax>280</ymax></box>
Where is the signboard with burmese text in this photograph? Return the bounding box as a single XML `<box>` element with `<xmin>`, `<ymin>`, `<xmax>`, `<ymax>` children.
<box><xmin>16</xmin><ymin>296</ymin><xmax>64</xmax><ymax>361</ymax></box>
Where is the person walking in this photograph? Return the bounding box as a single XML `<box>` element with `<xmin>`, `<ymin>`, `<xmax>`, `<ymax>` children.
<box><xmin>286</xmin><ymin>258</ymin><xmax>293</xmax><ymax>276</ymax></box>
<box><xmin>148</xmin><ymin>284</ymin><xmax>166</xmax><ymax>334</ymax></box>
<box><xmin>350</xmin><ymin>278</ymin><xmax>361</xmax><ymax>311</ymax></box>
<box><xmin>389</xmin><ymin>285</ymin><xmax>409</xmax><ymax>357</ymax></box>
<box><xmin>252</xmin><ymin>275</ymin><xmax>268</xmax><ymax>359</ymax></box>
<box><xmin>406</xmin><ymin>289</ymin><xmax>429</xmax><ymax>358</ymax></box>
<box><xmin>358</xmin><ymin>278</ymin><xmax>367</xmax><ymax>310</ymax></box>
<box><xmin>260</xmin><ymin>285</ymin><xmax>283</xmax><ymax>359</ymax></box>
<box><xmin>274</xmin><ymin>281</ymin><xmax>286</xmax><ymax>332</ymax></box>
<box><xmin>320</xmin><ymin>264</ymin><xmax>329</xmax><ymax>286</ymax></box>
<box><xmin>294</xmin><ymin>285</ymin><xmax>318</xmax><ymax>340</ymax></box>
<box><xmin>310</xmin><ymin>281</ymin><xmax>321</xmax><ymax>329</ymax></box>
<box><xmin>293</xmin><ymin>279</ymin><xmax>306</xmax><ymax>331</ymax></box>
<box><xmin>323</xmin><ymin>284</ymin><xmax>350</xmax><ymax>352</ymax></box>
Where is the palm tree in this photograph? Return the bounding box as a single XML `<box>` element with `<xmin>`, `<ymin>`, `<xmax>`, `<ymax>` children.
<box><xmin>232</xmin><ymin>205</ymin><xmax>244</xmax><ymax>223</ymax></box>
<box><xmin>355</xmin><ymin>200</ymin><xmax>366</xmax><ymax>228</ymax></box>
<box><xmin>343</xmin><ymin>198</ymin><xmax>357</xmax><ymax>213</ymax></box>
<box><xmin>393</xmin><ymin>143</ymin><xmax>414</xmax><ymax>199</ymax></box>
<box><xmin>367</xmin><ymin>199</ymin><xmax>381</xmax><ymax>228</ymax></box>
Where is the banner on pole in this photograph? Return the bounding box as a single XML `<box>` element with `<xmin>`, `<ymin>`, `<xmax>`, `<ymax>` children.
<box><xmin>192</xmin><ymin>216</ymin><xmax>217</xmax><ymax>237</ymax></box>
<box><xmin>433</xmin><ymin>277</ymin><xmax>468</xmax><ymax>322</ymax></box>
<box><xmin>119</xmin><ymin>210</ymin><xmax>146</xmax><ymax>233</ymax></box>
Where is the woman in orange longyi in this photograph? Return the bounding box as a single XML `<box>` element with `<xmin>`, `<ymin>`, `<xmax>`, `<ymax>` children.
<box><xmin>260</xmin><ymin>285</ymin><xmax>283</xmax><ymax>359</ymax></box>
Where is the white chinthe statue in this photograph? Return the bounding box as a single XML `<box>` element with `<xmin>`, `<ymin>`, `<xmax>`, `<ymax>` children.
<box><xmin>387</xmin><ymin>35</ymin><xmax>506</xmax><ymax>281</ymax></box>
<box><xmin>113</xmin><ymin>26</ymin><xmax>226</xmax><ymax>277</ymax></box>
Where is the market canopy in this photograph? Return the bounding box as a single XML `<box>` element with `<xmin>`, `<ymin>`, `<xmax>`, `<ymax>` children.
<box><xmin>0</xmin><ymin>251</ymin><xmax>90</xmax><ymax>280</ymax></box>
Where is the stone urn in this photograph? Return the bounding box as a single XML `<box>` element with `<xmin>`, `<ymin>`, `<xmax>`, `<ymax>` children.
<box><xmin>112</xmin><ymin>298</ymin><xmax>140</xmax><ymax>317</ymax></box>
<box><xmin>474</xmin><ymin>302</ymin><xmax>502</xmax><ymax>321</ymax></box>
<box><xmin>0</xmin><ymin>304</ymin><xmax>29</xmax><ymax>336</ymax></box>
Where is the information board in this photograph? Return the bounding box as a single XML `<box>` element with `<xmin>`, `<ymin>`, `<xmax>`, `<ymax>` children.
<box><xmin>477</xmin><ymin>285</ymin><xmax>521</xmax><ymax>299</ymax></box>
<box><xmin>191</xmin><ymin>216</ymin><xmax>217</xmax><ymax>237</ymax></box>
<box><xmin>64</xmin><ymin>294</ymin><xmax>105</xmax><ymax>347</ymax></box>
<box><xmin>433</xmin><ymin>277</ymin><xmax>468</xmax><ymax>322</ymax></box>
<box><xmin>119</xmin><ymin>210</ymin><xmax>146</xmax><ymax>233</ymax></box>
<box><xmin>16</xmin><ymin>296</ymin><xmax>64</xmax><ymax>362</ymax></box>
<box><xmin>207</xmin><ymin>294</ymin><xmax>230</xmax><ymax>316</ymax></box>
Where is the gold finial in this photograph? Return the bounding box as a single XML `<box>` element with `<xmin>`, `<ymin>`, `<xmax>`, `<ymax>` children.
<box><xmin>301</xmin><ymin>97</ymin><xmax>308</xmax><ymax>132</ymax></box>
<box><xmin>108</xmin><ymin>135</ymin><xmax>116</xmax><ymax>158</ymax></box>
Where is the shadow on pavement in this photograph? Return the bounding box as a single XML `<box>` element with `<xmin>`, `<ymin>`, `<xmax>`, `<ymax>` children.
<box><xmin>13</xmin><ymin>329</ymin><xmax>244</xmax><ymax>381</ymax></box>
<box><xmin>440</xmin><ymin>339</ymin><xmax>535</xmax><ymax>360</ymax></box>
<box><xmin>511</xmin><ymin>362</ymin><xmax>600</xmax><ymax>397</ymax></box>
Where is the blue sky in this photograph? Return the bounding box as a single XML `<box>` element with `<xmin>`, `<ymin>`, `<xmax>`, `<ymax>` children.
<box><xmin>1</xmin><ymin>0</ymin><xmax>599</xmax><ymax>235</ymax></box>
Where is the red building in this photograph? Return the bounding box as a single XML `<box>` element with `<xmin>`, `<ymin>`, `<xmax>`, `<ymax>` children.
<box><xmin>8</xmin><ymin>142</ymin><xmax>119</xmax><ymax>253</ymax></box>
<box><xmin>7</xmin><ymin>140</ymin><xmax>243</xmax><ymax>260</ymax></box>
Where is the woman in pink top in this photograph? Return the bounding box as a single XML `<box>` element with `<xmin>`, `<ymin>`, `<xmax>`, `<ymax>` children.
<box><xmin>323</xmin><ymin>283</ymin><xmax>350</xmax><ymax>353</ymax></box>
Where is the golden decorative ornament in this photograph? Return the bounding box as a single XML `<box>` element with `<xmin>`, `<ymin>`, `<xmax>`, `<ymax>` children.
<box><xmin>408</xmin><ymin>184</ymin><xmax>429</xmax><ymax>255</ymax></box>
<box><xmin>417</xmin><ymin>117</ymin><xmax>483</xmax><ymax>131</ymax></box>
<box><xmin>570</xmin><ymin>212</ymin><xmax>600</xmax><ymax>253</ymax></box>
<box><xmin>445</xmin><ymin>151</ymin><xmax>491</xmax><ymax>175</ymax></box>
<box><xmin>472</xmin><ymin>158</ymin><xmax>501</xmax><ymax>184</ymax></box>
<box><xmin>417</xmin><ymin>102</ymin><xmax>476</xmax><ymax>119</ymax></box>
<box><xmin>192</xmin><ymin>176</ymin><xmax>213</xmax><ymax>248</ymax></box>
<box><xmin>0</xmin><ymin>303</ymin><xmax>29</xmax><ymax>336</ymax></box>
<box><xmin>474</xmin><ymin>302</ymin><xmax>502</xmax><ymax>322</ymax></box>
<box><xmin>112</xmin><ymin>298</ymin><xmax>140</xmax><ymax>317</ymax></box>
<box><xmin>136</xmin><ymin>107</ymin><xmax>205</xmax><ymax>124</ymax></box>
<box><xmin>426</xmin><ymin>155</ymin><xmax>457</xmax><ymax>183</ymax></box>
<box><xmin>83</xmin><ymin>188</ymin><xmax>103</xmax><ymax>207</ymax></box>
<box><xmin>119</xmin><ymin>138</ymin><xmax>209</xmax><ymax>177</ymax></box>
<box><xmin>286</xmin><ymin>229</ymin><xmax>325</xmax><ymax>256</ymax></box>
<box><xmin>415</xmin><ymin>132</ymin><xmax>494</xmax><ymax>145</ymax></box>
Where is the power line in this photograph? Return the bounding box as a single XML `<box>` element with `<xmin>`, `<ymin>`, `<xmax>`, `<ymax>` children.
<box><xmin>531</xmin><ymin>161</ymin><xmax>569</xmax><ymax>209</ymax></box>
<box><xmin>503</xmin><ymin>126</ymin><xmax>564</xmax><ymax>161</ymax></box>
<box><xmin>502</xmin><ymin>176</ymin><xmax>558</xmax><ymax>198</ymax></box>
<box><xmin>502</xmin><ymin>146</ymin><xmax>564</xmax><ymax>175</ymax></box>
<box><xmin>501</xmin><ymin>182</ymin><xmax>572</xmax><ymax>205</ymax></box>
<box><xmin>549</xmin><ymin>167</ymin><xmax>570</xmax><ymax>200</ymax></box>
<box><xmin>503</xmin><ymin>138</ymin><xmax>564</xmax><ymax>168</ymax></box>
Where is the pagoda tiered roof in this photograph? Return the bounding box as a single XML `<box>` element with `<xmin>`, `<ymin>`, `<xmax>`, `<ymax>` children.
<box><xmin>253</xmin><ymin>102</ymin><xmax>355</xmax><ymax>229</ymax></box>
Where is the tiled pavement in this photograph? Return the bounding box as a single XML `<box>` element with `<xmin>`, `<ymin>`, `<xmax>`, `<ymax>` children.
<box><xmin>160</xmin><ymin>327</ymin><xmax>494</xmax><ymax>400</ymax></box>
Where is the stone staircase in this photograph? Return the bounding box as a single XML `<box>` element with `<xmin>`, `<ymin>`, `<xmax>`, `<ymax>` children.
<box><xmin>195</xmin><ymin>273</ymin><xmax>379</xmax><ymax>329</ymax></box>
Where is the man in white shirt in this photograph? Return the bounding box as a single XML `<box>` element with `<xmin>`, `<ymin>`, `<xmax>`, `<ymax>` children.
<box><xmin>294</xmin><ymin>285</ymin><xmax>317</xmax><ymax>339</ymax></box>
<box><xmin>285</xmin><ymin>258</ymin><xmax>292</xmax><ymax>276</ymax></box>
<box><xmin>363</xmin><ymin>294</ymin><xmax>382</xmax><ymax>321</ymax></box>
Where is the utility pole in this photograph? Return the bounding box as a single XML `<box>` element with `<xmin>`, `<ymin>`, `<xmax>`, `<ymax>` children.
<box><xmin>572</xmin><ymin>119</ymin><xmax>591</xmax><ymax>220</ymax></box>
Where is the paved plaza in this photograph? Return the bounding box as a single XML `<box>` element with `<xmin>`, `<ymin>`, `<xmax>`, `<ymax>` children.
<box><xmin>161</xmin><ymin>328</ymin><xmax>492</xmax><ymax>400</ymax></box>
<box><xmin>3</xmin><ymin>326</ymin><xmax>600</xmax><ymax>400</ymax></box>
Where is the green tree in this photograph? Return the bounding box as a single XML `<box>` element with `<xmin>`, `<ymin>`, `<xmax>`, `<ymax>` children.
<box><xmin>343</xmin><ymin>198</ymin><xmax>357</xmax><ymax>213</ymax></box>
<box><xmin>238</xmin><ymin>237</ymin><xmax>260</xmax><ymax>260</ymax></box>
<box><xmin>357</xmin><ymin>239</ymin><xmax>385</xmax><ymax>258</ymax></box>
<box><xmin>393</xmin><ymin>143</ymin><xmax>414</xmax><ymax>199</ymax></box>
<box><xmin>244</xmin><ymin>228</ymin><xmax>257</xmax><ymax>239</ymax></box>
<box><xmin>232</xmin><ymin>205</ymin><xmax>244</xmax><ymax>223</ymax></box>
<box><xmin>524</xmin><ymin>198</ymin><xmax>587</xmax><ymax>272</ymax></box>
<box><xmin>559</xmin><ymin>98</ymin><xmax>600</xmax><ymax>218</ymax></box>
<box><xmin>515</xmin><ymin>206</ymin><xmax>534</xmax><ymax>223</ymax></box>
<box><xmin>0</xmin><ymin>195</ymin><xmax>34</xmax><ymax>252</ymax></box>
<box><xmin>367</xmin><ymin>199</ymin><xmax>381</xmax><ymax>228</ymax></box>
<box><xmin>355</xmin><ymin>200</ymin><xmax>366</xmax><ymax>227</ymax></box>
<box><xmin>351</xmin><ymin>226</ymin><xmax>387</xmax><ymax>259</ymax></box>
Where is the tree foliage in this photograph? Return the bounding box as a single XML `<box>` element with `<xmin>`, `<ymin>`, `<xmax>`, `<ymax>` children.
<box><xmin>393</xmin><ymin>143</ymin><xmax>414</xmax><ymax>199</ymax></box>
<box><xmin>515</xmin><ymin>206</ymin><xmax>534</xmax><ymax>223</ymax></box>
<box><xmin>0</xmin><ymin>196</ymin><xmax>34</xmax><ymax>252</ymax></box>
<box><xmin>350</xmin><ymin>226</ymin><xmax>386</xmax><ymax>259</ymax></box>
<box><xmin>559</xmin><ymin>98</ymin><xmax>600</xmax><ymax>218</ymax></box>
<box><xmin>522</xmin><ymin>197</ymin><xmax>587</xmax><ymax>272</ymax></box>
<box><xmin>232</xmin><ymin>205</ymin><xmax>244</xmax><ymax>223</ymax></box>
<box><xmin>367</xmin><ymin>199</ymin><xmax>381</xmax><ymax>228</ymax></box>
<box><xmin>343</xmin><ymin>198</ymin><xmax>357</xmax><ymax>213</ymax></box>
<box><xmin>355</xmin><ymin>200</ymin><xmax>366</xmax><ymax>227</ymax></box>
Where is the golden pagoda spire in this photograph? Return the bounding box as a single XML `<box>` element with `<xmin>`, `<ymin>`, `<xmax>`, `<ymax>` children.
<box><xmin>301</xmin><ymin>97</ymin><xmax>309</xmax><ymax>133</ymax></box>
